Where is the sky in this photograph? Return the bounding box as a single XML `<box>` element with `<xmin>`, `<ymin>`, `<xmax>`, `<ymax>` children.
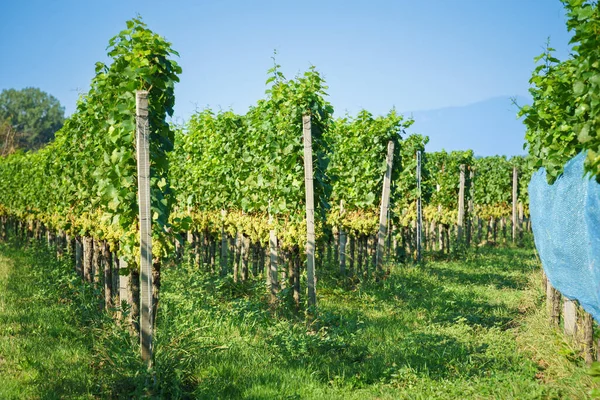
<box><xmin>0</xmin><ymin>0</ymin><xmax>573</xmax><ymax>156</ymax></box>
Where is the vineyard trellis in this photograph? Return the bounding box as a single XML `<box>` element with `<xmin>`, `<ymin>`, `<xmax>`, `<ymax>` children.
<box><xmin>0</xmin><ymin>18</ymin><xmax>181</xmax><ymax>363</ymax></box>
<box><xmin>0</xmin><ymin>18</ymin><xmax>540</xmax><ymax>368</ymax></box>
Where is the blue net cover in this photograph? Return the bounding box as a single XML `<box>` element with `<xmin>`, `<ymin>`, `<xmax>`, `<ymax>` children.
<box><xmin>529</xmin><ymin>152</ymin><xmax>600</xmax><ymax>322</ymax></box>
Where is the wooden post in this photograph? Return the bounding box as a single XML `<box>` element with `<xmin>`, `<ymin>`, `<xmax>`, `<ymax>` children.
<box><xmin>83</xmin><ymin>236</ymin><xmax>93</xmax><ymax>282</ymax></box>
<box><xmin>376</xmin><ymin>141</ymin><xmax>395</xmax><ymax>273</ymax></box>
<box><xmin>431</xmin><ymin>223</ymin><xmax>437</xmax><ymax>251</ymax></box>
<box><xmin>563</xmin><ymin>297</ymin><xmax>577</xmax><ymax>337</ymax></box>
<box><xmin>416</xmin><ymin>151</ymin><xmax>422</xmax><ymax>262</ymax></box>
<box><xmin>293</xmin><ymin>251</ymin><xmax>301</xmax><ymax>309</ymax></box>
<box><xmin>259</xmin><ymin>245</ymin><xmax>266</xmax><ymax>276</ymax></box>
<box><xmin>518</xmin><ymin>202</ymin><xmax>524</xmax><ymax>239</ymax></box>
<box><xmin>333</xmin><ymin>230</ymin><xmax>339</xmax><ymax>268</ymax></box>
<box><xmin>241</xmin><ymin>235</ymin><xmax>250</xmax><ymax>281</ymax></box>
<box><xmin>129</xmin><ymin>269</ymin><xmax>140</xmax><ymax>333</ymax></box>
<box><xmin>369</xmin><ymin>235</ymin><xmax>376</xmax><ymax>276</ymax></box>
<box><xmin>92</xmin><ymin>239</ymin><xmax>102</xmax><ymax>286</ymax></box>
<box><xmin>546</xmin><ymin>281</ymin><xmax>560</xmax><ymax>327</ymax></box>
<box><xmin>512</xmin><ymin>166</ymin><xmax>518</xmax><ymax>243</ymax></box>
<box><xmin>117</xmin><ymin>255</ymin><xmax>128</xmax><ymax>302</ymax></box>
<box><xmin>302</xmin><ymin>114</ymin><xmax>317</xmax><ymax>309</ymax></box>
<box><xmin>111</xmin><ymin>250</ymin><xmax>120</xmax><ymax>306</ymax></box>
<box><xmin>438</xmin><ymin>223</ymin><xmax>443</xmax><ymax>252</ymax></box>
<box><xmin>357</xmin><ymin>235</ymin><xmax>364</xmax><ymax>276</ymax></box>
<box><xmin>339</xmin><ymin>201</ymin><xmax>347</xmax><ymax>276</ymax></box>
<box><xmin>136</xmin><ymin>90</ymin><xmax>153</xmax><ymax>366</ymax></box>
<box><xmin>582</xmin><ymin>311</ymin><xmax>594</xmax><ymax>365</ymax></box>
<box><xmin>467</xmin><ymin>169</ymin><xmax>474</xmax><ymax>247</ymax></box>
<box><xmin>220</xmin><ymin>210</ymin><xmax>228</xmax><ymax>276</ymax></box>
<box><xmin>103</xmin><ymin>241</ymin><xmax>113</xmax><ymax>310</ymax></box>
<box><xmin>268</xmin><ymin>212</ymin><xmax>279</xmax><ymax>303</ymax></box>
<box><xmin>457</xmin><ymin>164</ymin><xmax>466</xmax><ymax>243</ymax></box>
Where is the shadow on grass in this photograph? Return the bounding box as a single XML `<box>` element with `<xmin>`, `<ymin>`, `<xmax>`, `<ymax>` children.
<box><xmin>426</xmin><ymin>267</ymin><xmax>528</xmax><ymax>290</ymax></box>
<box><xmin>354</xmin><ymin>270</ymin><xmax>515</xmax><ymax>329</ymax></box>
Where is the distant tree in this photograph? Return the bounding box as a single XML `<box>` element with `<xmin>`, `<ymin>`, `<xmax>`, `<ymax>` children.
<box><xmin>0</xmin><ymin>87</ymin><xmax>65</xmax><ymax>150</ymax></box>
<box><xmin>0</xmin><ymin>119</ymin><xmax>19</xmax><ymax>156</ymax></box>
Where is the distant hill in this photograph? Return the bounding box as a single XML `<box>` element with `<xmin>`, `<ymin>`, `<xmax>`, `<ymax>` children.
<box><xmin>405</xmin><ymin>96</ymin><xmax>531</xmax><ymax>157</ymax></box>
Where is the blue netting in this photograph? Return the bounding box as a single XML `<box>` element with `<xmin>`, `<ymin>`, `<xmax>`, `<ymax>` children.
<box><xmin>529</xmin><ymin>151</ymin><xmax>600</xmax><ymax>322</ymax></box>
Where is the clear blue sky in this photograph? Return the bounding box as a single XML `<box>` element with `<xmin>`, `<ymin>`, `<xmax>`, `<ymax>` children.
<box><xmin>0</xmin><ymin>0</ymin><xmax>573</xmax><ymax>154</ymax></box>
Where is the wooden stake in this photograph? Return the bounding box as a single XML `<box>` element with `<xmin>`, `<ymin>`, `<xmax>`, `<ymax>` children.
<box><xmin>582</xmin><ymin>310</ymin><xmax>594</xmax><ymax>365</ymax></box>
<box><xmin>376</xmin><ymin>141</ymin><xmax>395</xmax><ymax>273</ymax></box>
<box><xmin>234</xmin><ymin>231</ymin><xmax>241</xmax><ymax>282</ymax></box>
<box><xmin>563</xmin><ymin>297</ymin><xmax>577</xmax><ymax>337</ymax></box>
<box><xmin>112</xmin><ymin>250</ymin><xmax>120</xmax><ymax>307</ymax></box>
<box><xmin>467</xmin><ymin>169</ymin><xmax>474</xmax><ymax>247</ymax></box>
<box><xmin>293</xmin><ymin>251</ymin><xmax>301</xmax><ymax>310</ymax></box>
<box><xmin>83</xmin><ymin>236</ymin><xmax>93</xmax><ymax>282</ymax></box>
<box><xmin>339</xmin><ymin>200</ymin><xmax>347</xmax><ymax>276</ymax></box>
<box><xmin>103</xmin><ymin>241</ymin><xmax>113</xmax><ymax>310</ymax></box>
<box><xmin>242</xmin><ymin>235</ymin><xmax>250</xmax><ymax>281</ymax></box>
<box><xmin>220</xmin><ymin>210</ymin><xmax>228</xmax><ymax>276</ymax></box>
<box><xmin>269</xmin><ymin>213</ymin><xmax>279</xmax><ymax>302</ymax></box>
<box><xmin>512</xmin><ymin>166</ymin><xmax>518</xmax><ymax>243</ymax></box>
<box><xmin>546</xmin><ymin>281</ymin><xmax>560</xmax><ymax>327</ymax></box>
<box><xmin>118</xmin><ymin>256</ymin><xmax>130</xmax><ymax>317</ymax></box>
<box><xmin>416</xmin><ymin>151</ymin><xmax>422</xmax><ymax>262</ymax></box>
<box><xmin>518</xmin><ymin>202</ymin><xmax>524</xmax><ymax>239</ymax></box>
<box><xmin>75</xmin><ymin>236</ymin><xmax>83</xmax><ymax>278</ymax></box>
<box><xmin>92</xmin><ymin>239</ymin><xmax>102</xmax><ymax>286</ymax></box>
<box><xmin>302</xmin><ymin>114</ymin><xmax>317</xmax><ymax>308</ymax></box>
<box><xmin>136</xmin><ymin>90</ymin><xmax>153</xmax><ymax>366</ymax></box>
<box><xmin>457</xmin><ymin>164</ymin><xmax>465</xmax><ymax>243</ymax></box>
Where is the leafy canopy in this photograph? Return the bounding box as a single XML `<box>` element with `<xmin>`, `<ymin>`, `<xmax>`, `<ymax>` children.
<box><xmin>519</xmin><ymin>0</ymin><xmax>600</xmax><ymax>182</ymax></box>
<box><xmin>0</xmin><ymin>87</ymin><xmax>65</xmax><ymax>150</ymax></box>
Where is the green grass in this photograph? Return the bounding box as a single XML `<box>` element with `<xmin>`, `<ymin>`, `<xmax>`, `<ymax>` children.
<box><xmin>0</xmin><ymin>243</ymin><xmax>148</xmax><ymax>399</ymax></box>
<box><xmin>0</xmin><ymin>241</ymin><xmax>597</xmax><ymax>399</ymax></box>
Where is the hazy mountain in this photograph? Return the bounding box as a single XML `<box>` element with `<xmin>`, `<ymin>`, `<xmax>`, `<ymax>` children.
<box><xmin>405</xmin><ymin>96</ymin><xmax>531</xmax><ymax>157</ymax></box>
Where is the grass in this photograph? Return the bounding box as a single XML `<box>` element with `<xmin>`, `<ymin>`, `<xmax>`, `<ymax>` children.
<box><xmin>0</xmin><ymin>240</ymin><xmax>597</xmax><ymax>398</ymax></box>
<box><xmin>0</xmin><ymin>243</ymin><xmax>148</xmax><ymax>399</ymax></box>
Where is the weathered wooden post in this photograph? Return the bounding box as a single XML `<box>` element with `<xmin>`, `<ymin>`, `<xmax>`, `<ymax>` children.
<box><xmin>467</xmin><ymin>169</ymin><xmax>474</xmax><ymax>247</ymax></box>
<box><xmin>118</xmin><ymin>256</ymin><xmax>129</xmax><ymax>316</ymax></box>
<box><xmin>136</xmin><ymin>90</ymin><xmax>153</xmax><ymax>366</ymax></box>
<box><xmin>339</xmin><ymin>200</ymin><xmax>347</xmax><ymax>276</ymax></box>
<box><xmin>302</xmin><ymin>114</ymin><xmax>317</xmax><ymax>308</ymax></box>
<box><xmin>582</xmin><ymin>310</ymin><xmax>594</xmax><ymax>365</ymax></box>
<box><xmin>83</xmin><ymin>236</ymin><xmax>93</xmax><ymax>282</ymax></box>
<box><xmin>512</xmin><ymin>166</ymin><xmax>518</xmax><ymax>243</ymax></box>
<box><xmin>268</xmin><ymin>211</ymin><xmax>279</xmax><ymax>303</ymax></box>
<box><xmin>220</xmin><ymin>210</ymin><xmax>228</xmax><ymax>277</ymax></box>
<box><xmin>241</xmin><ymin>235</ymin><xmax>250</xmax><ymax>281</ymax></box>
<box><xmin>416</xmin><ymin>151</ymin><xmax>422</xmax><ymax>262</ymax></box>
<box><xmin>457</xmin><ymin>164</ymin><xmax>466</xmax><ymax>244</ymax></box>
<box><xmin>546</xmin><ymin>280</ymin><xmax>561</xmax><ymax>327</ymax></box>
<box><xmin>563</xmin><ymin>297</ymin><xmax>577</xmax><ymax>337</ymax></box>
<box><xmin>103</xmin><ymin>241</ymin><xmax>113</xmax><ymax>310</ymax></box>
<box><xmin>518</xmin><ymin>202</ymin><xmax>524</xmax><ymax>239</ymax></box>
<box><xmin>376</xmin><ymin>141</ymin><xmax>394</xmax><ymax>273</ymax></box>
<box><xmin>92</xmin><ymin>238</ymin><xmax>102</xmax><ymax>286</ymax></box>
